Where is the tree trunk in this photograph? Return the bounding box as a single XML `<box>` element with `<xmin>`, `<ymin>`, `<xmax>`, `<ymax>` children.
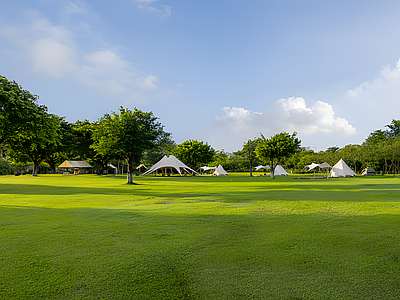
<box><xmin>126</xmin><ymin>157</ymin><xmax>133</xmax><ymax>184</ymax></box>
<box><xmin>33</xmin><ymin>160</ymin><xmax>39</xmax><ymax>176</ymax></box>
<box><xmin>249</xmin><ymin>160</ymin><xmax>253</xmax><ymax>177</ymax></box>
<box><xmin>270</xmin><ymin>160</ymin><xmax>275</xmax><ymax>179</ymax></box>
<box><xmin>127</xmin><ymin>172</ymin><xmax>132</xmax><ymax>184</ymax></box>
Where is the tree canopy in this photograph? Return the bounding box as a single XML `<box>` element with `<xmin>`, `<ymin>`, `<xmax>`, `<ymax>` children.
<box><xmin>174</xmin><ymin>140</ymin><xmax>215</xmax><ymax>170</ymax></box>
<box><xmin>255</xmin><ymin>132</ymin><xmax>301</xmax><ymax>178</ymax></box>
<box><xmin>91</xmin><ymin>107</ymin><xmax>165</xmax><ymax>183</ymax></box>
<box><xmin>236</xmin><ymin>138</ymin><xmax>260</xmax><ymax>176</ymax></box>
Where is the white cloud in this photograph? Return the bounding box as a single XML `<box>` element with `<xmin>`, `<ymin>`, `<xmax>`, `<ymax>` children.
<box><xmin>344</xmin><ymin>58</ymin><xmax>400</xmax><ymax>134</ymax></box>
<box><xmin>0</xmin><ymin>16</ymin><xmax>162</xmax><ymax>97</ymax></box>
<box><xmin>213</xmin><ymin>97</ymin><xmax>355</xmax><ymax>136</ymax></box>
<box><xmin>347</xmin><ymin>59</ymin><xmax>400</xmax><ymax>97</ymax></box>
<box><xmin>31</xmin><ymin>38</ymin><xmax>77</xmax><ymax>77</ymax></box>
<box><xmin>276</xmin><ymin>97</ymin><xmax>356</xmax><ymax>135</ymax></box>
<box><xmin>136</xmin><ymin>75</ymin><xmax>159</xmax><ymax>89</ymax></box>
<box><xmin>63</xmin><ymin>1</ymin><xmax>88</xmax><ymax>15</ymax></box>
<box><xmin>136</xmin><ymin>1</ymin><xmax>172</xmax><ymax>17</ymax></box>
<box><xmin>210</xmin><ymin>97</ymin><xmax>355</xmax><ymax>151</ymax></box>
<box><xmin>84</xmin><ymin>50</ymin><xmax>130</xmax><ymax>71</ymax></box>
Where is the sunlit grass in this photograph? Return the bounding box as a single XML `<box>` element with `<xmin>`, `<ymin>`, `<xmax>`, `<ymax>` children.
<box><xmin>1</xmin><ymin>173</ymin><xmax>400</xmax><ymax>298</ymax></box>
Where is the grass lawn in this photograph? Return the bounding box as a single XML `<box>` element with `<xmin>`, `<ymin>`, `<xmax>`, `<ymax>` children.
<box><xmin>1</xmin><ymin>173</ymin><xmax>400</xmax><ymax>299</ymax></box>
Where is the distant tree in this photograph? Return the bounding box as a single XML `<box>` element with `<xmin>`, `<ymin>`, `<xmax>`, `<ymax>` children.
<box><xmin>364</xmin><ymin>129</ymin><xmax>389</xmax><ymax>146</ymax></box>
<box><xmin>255</xmin><ymin>131</ymin><xmax>301</xmax><ymax>179</ymax></box>
<box><xmin>326</xmin><ymin>146</ymin><xmax>340</xmax><ymax>153</ymax></box>
<box><xmin>92</xmin><ymin>107</ymin><xmax>165</xmax><ymax>184</ymax></box>
<box><xmin>43</xmin><ymin>118</ymin><xmax>79</xmax><ymax>173</ymax></box>
<box><xmin>174</xmin><ymin>140</ymin><xmax>215</xmax><ymax>170</ymax></box>
<box><xmin>237</xmin><ymin>138</ymin><xmax>260</xmax><ymax>176</ymax></box>
<box><xmin>210</xmin><ymin>150</ymin><xmax>229</xmax><ymax>169</ymax></box>
<box><xmin>386</xmin><ymin>119</ymin><xmax>400</xmax><ymax>139</ymax></box>
<box><xmin>339</xmin><ymin>144</ymin><xmax>362</xmax><ymax>173</ymax></box>
<box><xmin>142</xmin><ymin>131</ymin><xmax>176</xmax><ymax>166</ymax></box>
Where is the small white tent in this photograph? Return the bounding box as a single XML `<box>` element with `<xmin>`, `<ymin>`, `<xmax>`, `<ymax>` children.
<box><xmin>274</xmin><ymin>165</ymin><xmax>288</xmax><ymax>176</ymax></box>
<box><xmin>213</xmin><ymin>164</ymin><xmax>228</xmax><ymax>176</ymax></box>
<box><xmin>329</xmin><ymin>158</ymin><xmax>356</xmax><ymax>177</ymax></box>
<box><xmin>142</xmin><ymin>155</ymin><xmax>198</xmax><ymax>176</ymax></box>
<box><xmin>255</xmin><ymin>165</ymin><xmax>270</xmax><ymax>171</ymax></box>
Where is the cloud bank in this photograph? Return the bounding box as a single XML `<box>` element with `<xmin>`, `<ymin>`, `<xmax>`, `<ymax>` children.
<box><xmin>0</xmin><ymin>16</ymin><xmax>160</xmax><ymax>98</ymax></box>
<box><xmin>210</xmin><ymin>97</ymin><xmax>355</xmax><ymax>151</ymax></box>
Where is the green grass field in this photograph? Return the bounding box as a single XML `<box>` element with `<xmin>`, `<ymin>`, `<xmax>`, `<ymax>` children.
<box><xmin>1</xmin><ymin>173</ymin><xmax>400</xmax><ymax>299</ymax></box>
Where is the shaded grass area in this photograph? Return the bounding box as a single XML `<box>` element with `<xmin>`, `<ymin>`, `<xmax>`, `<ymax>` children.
<box><xmin>1</xmin><ymin>174</ymin><xmax>400</xmax><ymax>299</ymax></box>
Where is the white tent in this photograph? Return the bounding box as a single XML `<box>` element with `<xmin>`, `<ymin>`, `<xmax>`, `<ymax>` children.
<box><xmin>142</xmin><ymin>155</ymin><xmax>198</xmax><ymax>176</ymax></box>
<box><xmin>305</xmin><ymin>163</ymin><xmax>320</xmax><ymax>170</ymax></box>
<box><xmin>255</xmin><ymin>165</ymin><xmax>271</xmax><ymax>171</ymax></box>
<box><xmin>213</xmin><ymin>164</ymin><xmax>228</xmax><ymax>176</ymax></box>
<box><xmin>329</xmin><ymin>158</ymin><xmax>356</xmax><ymax>177</ymax></box>
<box><xmin>319</xmin><ymin>162</ymin><xmax>331</xmax><ymax>169</ymax></box>
<box><xmin>274</xmin><ymin>165</ymin><xmax>288</xmax><ymax>176</ymax></box>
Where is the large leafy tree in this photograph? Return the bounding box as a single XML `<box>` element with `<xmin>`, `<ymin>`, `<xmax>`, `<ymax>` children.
<box><xmin>255</xmin><ymin>131</ymin><xmax>301</xmax><ymax>179</ymax></box>
<box><xmin>1</xmin><ymin>75</ymin><xmax>61</xmax><ymax>175</ymax></box>
<box><xmin>173</xmin><ymin>139</ymin><xmax>215</xmax><ymax>170</ymax></box>
<box><xmin>6</xmin><ymin>110</ymin><xmax>61</xmax><ymax>176</ymax></box>
<box><xmin>0</xmin><ymin>75</ymin><xmax>41</xmax><ymax>145</ymax></box>
<box><xmin>92</xmin><ymin>107</ymin><xmax>165</xmax><ymax>183</ymax></box>
<box><xmin>72</xmin><ymin>120</ymin><xmax>111</xmax><ymax>172</ymax></box>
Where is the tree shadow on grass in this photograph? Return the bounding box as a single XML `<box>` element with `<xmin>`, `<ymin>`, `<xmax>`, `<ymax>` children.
<box><xmin>1</xmin><ymin>205</ymin><xmax>400</xmax><ymax>299</ymax></box>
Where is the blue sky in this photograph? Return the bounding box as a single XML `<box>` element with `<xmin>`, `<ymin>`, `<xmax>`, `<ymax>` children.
<box><xmin>2</xmin><ymin>0</ymin><xmax>400</xmax><ymax>152</ymax></box>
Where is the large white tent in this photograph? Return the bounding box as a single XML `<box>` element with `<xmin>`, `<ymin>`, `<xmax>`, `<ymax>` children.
<box><xmin>274</xmin><ymin>165</ymin><xmax>289</xmax><ymax>176</ymax></box>
<box><xmin>142</xmin><ymin>155</ymin><xmax>198</xmax><ymax>176</ymax></box>
<box><xmin>329</xmin><ymin>158</ymin><xmax>356</xmax><ymax>177</ymax></box>
<box><xmin>213</xmin><ymin>164</ymin><xmax>228</xmax><ymax>176</ymax></box>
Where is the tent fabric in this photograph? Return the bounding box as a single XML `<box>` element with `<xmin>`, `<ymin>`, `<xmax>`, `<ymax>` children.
<box><xmin>305</xmin><ymin>163</ymin><xmax>320</xmax><ymax>170</ymax></box>
<box><xmin>255</xmin><ymin>165</ymin><xmax>270</xmax><ymax>171</ymax></box>
<box><xmin>361</xmin><ymin>167</ymin><xmax>376</xmax><ymax>176</ymax></box>
<box><xmin>58</xmin><ymin>160</ymin><xmax>91</xmax><ymax>168</ymax></box>
<box><xmin>329</xmin><ymin>158</ymin><xmax>356</xmax><ymax>177</ymax></box>
<box><xmin>274</xmin><ymin>165</ymin><xmax>288</xmax><ymax>176</ymax></box>
<box><xmin>213</xmin><ymin>164</ymin><xmax>228</xmax><ymax>176</ymax></box>
<box><xmin>136</xmin><ymin>164</ymin><xmax>147</xmax><ymax>170</ymax></box>
<box><xmin>142</xmin><ymin>155</ymin><xmax>198</xmax><ymax>176</ymax></box>
<box><xmin>319</xmin><ymin>162</ymin><xmax>332</xmax><ymax>168</ymax></box>
<box><xmin>200</xmin><ymin>166</ymin><xmax>216</xmax><ymax>171</ymax></box>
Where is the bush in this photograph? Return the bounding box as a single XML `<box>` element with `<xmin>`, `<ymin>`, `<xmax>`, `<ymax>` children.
<box><xmin>0</xmin><ymin>159</ymin><xmax>11</xmax><ymax>175</ymax></box>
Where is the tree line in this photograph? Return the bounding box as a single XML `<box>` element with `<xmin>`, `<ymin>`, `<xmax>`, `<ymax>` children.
<box><xmin>1</xmin><ymin>75</ymin><xmax>399</xmax><ymax>181</ymax></box>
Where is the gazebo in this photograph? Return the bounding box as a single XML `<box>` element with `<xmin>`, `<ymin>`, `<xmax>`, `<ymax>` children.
<box><xmin>58</xmin><ymin>160</ymin><xmax>92</xmax><ymax>175</ymax></box>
